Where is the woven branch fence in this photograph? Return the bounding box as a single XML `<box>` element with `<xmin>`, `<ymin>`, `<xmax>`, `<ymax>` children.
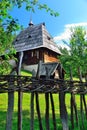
<box><xmin>0</xmin><ymin>67</ymin><xmax>87</xmax><ymax>130</ymax></box>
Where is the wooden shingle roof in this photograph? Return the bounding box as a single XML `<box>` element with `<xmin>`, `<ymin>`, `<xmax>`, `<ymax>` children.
<box><xmin>13</xmin><ymin>23</ymin><xmax>61</xmax><ymax>55</ymax></box>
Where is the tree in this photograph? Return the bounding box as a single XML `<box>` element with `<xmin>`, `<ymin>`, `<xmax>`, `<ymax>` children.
<box><xmin>0</xmin><ymin>0</ymin><xmax>59</xmax><ymax>74</ymax></box>
<box><xmin>59</xmin><ymin>26</ymin><xmax>87</xmax><ymax>78</ymax></box>
<box><xmin>0</xmin><ymin>0</ymin><xmax>58</xmax><ymax>55</ymax></box>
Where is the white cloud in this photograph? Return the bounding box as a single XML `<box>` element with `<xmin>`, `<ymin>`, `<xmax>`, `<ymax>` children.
<box><xmin>57</xmin><ymin>40</ymin><xmax>70</xmax><ymax>50</ymax></box>
<box><xmin>54</xmin><ymin>22</ymin><xmax>87</xmax><ymax>42</ymax></box>
<box><xmin>54</xmin><ymin>22</ymin><xmax>87</xmax><ymax>50</ymax></box>
<box><xmin>65</xmin><ymin>22</ymin><xmax>87</xmax><ymax>28</ymax></box>
<box><xmin>54</xmin><ymin>28</ymin><xmax>71</xmax><ymax>41</ymax></box>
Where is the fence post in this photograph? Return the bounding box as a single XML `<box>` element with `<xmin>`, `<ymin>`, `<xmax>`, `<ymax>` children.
<box><xmin>70</xmin><ymin>67</ymin><xmax>78</xmax><ymax>128</ymax></box>
<box><xmin>18</xmin><ymin>84</ymin><xmax>22</xmax><ymax>130</ymax></box>
<box><xmin>70</xmin><ymin>67</ymin><xmax>74</xmax><ymax>128</ymax></box>
<box><xmin>6</xmin><ymin>75</ymin><xmax>14</xmax><ymax>130</ymax></box>
<box><xmin>45</xmin><ymin>93</ymin><xmax>50</xmax><ymax>130</ymax></box>
<box><xmin>50</xmin><ymin>93</ymin><xmax>57</xmax><ymax>130</ymax></box>
<box><xmin>78</xmin><ymin>67</ymin><xmax>84</xmax><ymax>129</ymax></box>
<box><xmin>58</xmin><ymin>63</ymin><xmax>69</xmax><ymax>130</ymax></box>
<box><xmin>17</xmin><ymin>51</ymin><xmax>23</xmax><ymax>130</ymax></box>
<box><xmin>35</xmin><ymin>92</ymin><xmax>43</xmax><ymax>130</ymax></box>
<box><xmin>30</xmin><ymin>92</ymin><xmax>34</xmax><ymax>130</ymax></box>
<box><xmin>84</xmin><ymin>73</ymin><xmax>87</xmax><ymax>119</ymax></box>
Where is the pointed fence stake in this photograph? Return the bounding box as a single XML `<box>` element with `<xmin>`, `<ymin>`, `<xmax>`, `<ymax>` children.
<box><xmin>35</xmin><ymin>93</ymin><xmax>43</xmax><ymax>130</ymax></box>
<box><xmin>6</xmin><ymin>75</ymin><xmax>14</xmax><ymax>130</ymax></box>
<box><xmin>30</xmin><ymin>93</ymin><xmax>34</xmax><ymax>130</ymax></box>
<box><xmin>17</xmin><ymin>51</ymin><xmax>23</xmax><ymax>130</ymax></box>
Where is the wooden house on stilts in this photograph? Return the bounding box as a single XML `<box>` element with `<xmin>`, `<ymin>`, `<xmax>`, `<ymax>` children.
<box><xmin>13</xmin><ymin>21</ymin><xmax>63</xmax><ymax>78</ymax></box>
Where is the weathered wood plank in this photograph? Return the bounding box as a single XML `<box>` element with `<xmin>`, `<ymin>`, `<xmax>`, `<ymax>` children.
<box><xmin>6</xmin><ymin>88</ymin><xmax>14</xmax><ymax>130</ymax></box>
<box><xmin>70</xmin><ymin>93</ymin><xmax>74</xmax><ymax>129</ymax></box>
<box><xmin>18</xmin><ymin>90</ymin><xmax>22</xmax><ymax>130</ymax></box>
<box><xmin>50</xmin><ymin>93</ymin><xmax>57</xmax><ymax>130</ymax></box>
<box><xmin>82</xmin><ymin>95</ymin><xmax>87</xmax><ymax>119</ymax></box>
<box><xmin>30</xmin><ymin>93</ymin><xmax>34</xmax><ymax>130</ymax></box>
<box><xmin>35</xmin><ymin>93</ymin><xmax>43</xmax><ymax>130</ymax></box>
<box><xmin>58</xmin><ymin>63</ymin><xmax>69</xmax><ymax>130</ymax></box>
<box><xmin>6</xmin><ymin>72</ymin><xmax>15</xmax><ymax>130</ymax></box>
<box><xmin>17</xmin><ymin>51</ymin><xmax>24</xmax><ymax>130</ymax></box>
<box><xmin>45</xmin><ymin>93</ymin><xmax>50</xmax><ymax>130</ymax></box>
<box><xmin>78</xmin><ymin>67</ymin><xmax>84</xmax><ymax>129</ymax></box>
<box><xmin>70</xmin><ymin>67</ymin><xmax>79</xmax><ymax>127</ymax></box>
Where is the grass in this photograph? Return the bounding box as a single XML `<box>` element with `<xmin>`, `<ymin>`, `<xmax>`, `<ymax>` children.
<box><xmin>0</xmin><ymin>93</ymin><xmax>87</xmax><ymax>130</ymax></box>
<box><xmin>21</xmin><ymin>69</ymin><xmax>32</xmax><ymax>76</ymax></box>
<box><xmin>2</xmin><ymin>64</ymin><xmax>87</xmax><ymax>129</ymax></box>
<box><xmin>0</xmin><ymin>73</ymin><xmax>87</xmax><ymax>130</ymax></box>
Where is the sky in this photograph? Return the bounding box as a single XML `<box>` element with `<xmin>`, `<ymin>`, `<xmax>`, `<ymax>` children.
<box><xmin>10</xmin><ymin>0</ymin><xmax>87</xmax><ymax>48</ymax></box>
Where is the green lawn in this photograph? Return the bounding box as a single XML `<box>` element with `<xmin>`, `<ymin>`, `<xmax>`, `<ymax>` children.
<box><xmin>0</xmin><ymin>93</ymin><xmax>87</xmax><ymax>130</ymax></box>
<box><xmin>21</xmin><ymin>69</ymin><xmax>32</xmax><ymax>76</ymax></box>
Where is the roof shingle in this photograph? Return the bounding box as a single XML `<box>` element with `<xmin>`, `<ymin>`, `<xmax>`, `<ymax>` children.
<box><xmin>13</xmin><ymin>23</ymin><xmax>61</xmax><ymax>54</ymax></box>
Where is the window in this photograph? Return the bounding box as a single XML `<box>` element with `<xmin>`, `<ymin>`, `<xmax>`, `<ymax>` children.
<box><xmin>31</xmin><ymin>50</ymin><xmax>39</xmax><ymax>59</ymax></box>
<box><xmin>31</xmin><ymin>51</ymin><xmax>34</xmax><ymax>57</ymax></box>
<box><xmin>37</xmin><ymin>51</ymin><xmax>39</xmax><ymax>59</ymax></box>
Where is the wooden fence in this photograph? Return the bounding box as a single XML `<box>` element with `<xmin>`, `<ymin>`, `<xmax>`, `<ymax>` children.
<box><xmin>0</xmin><ymin>68</ymin><xmax>87</xmax><ymax>130</ymax></box>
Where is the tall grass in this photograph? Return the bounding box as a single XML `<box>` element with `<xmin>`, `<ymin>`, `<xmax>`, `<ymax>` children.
<box><xmin>0</xmin><ymin>93</ymin><xmax>87</xmax><ymax>130</ymax></box>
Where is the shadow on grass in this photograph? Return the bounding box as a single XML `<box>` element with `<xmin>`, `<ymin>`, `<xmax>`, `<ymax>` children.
<box><xmin>0</xmin><ymin>110</ymin><xmax>87</xmax><ymax>130</ymax></box>
<box><xmin>0</xmin><ymin>110</ymin><xmax>62</xmax><ymax>130</ymax></box>
<box><xmin>0</xmin><ymin>111</ymin><xmax>7</xmax><ymax>130</ymax></box>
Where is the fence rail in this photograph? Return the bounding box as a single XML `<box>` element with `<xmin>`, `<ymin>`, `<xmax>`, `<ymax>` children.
<box><xmin>0</xmin><ymin>75</ymin><xmax>87</xmax><ymax>130</ymax></box>
<box><xmin>0</xmin><ymin>75</ymin><xmax>87</xmax><ymax>94</ymax></box>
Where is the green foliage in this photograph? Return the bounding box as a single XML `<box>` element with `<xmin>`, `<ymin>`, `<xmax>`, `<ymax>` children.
<box><xmin>37</xmin><ymin>3</ymin><xmax>59</xmax><ymax>16</ymax></box>
<box><xmin>59</xmin><ymin>27</ymin><xmax>87</xmax><ymax>78</ymax></box>
<box><xmin>0</xmin><ymin>0</ymin><xmax>59</xmax><ymax>75</ymax></box>
<box><xmin>0</xmin><ymin>59</ymin><xmax>12</xmax><ymax>75</ymax></box>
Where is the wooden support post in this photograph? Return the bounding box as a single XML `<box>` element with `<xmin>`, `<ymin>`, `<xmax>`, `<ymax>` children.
<box><xmin>36</xmin><ymin>60</ymin><xmax>42</xmax><ymax>79</ymax></box>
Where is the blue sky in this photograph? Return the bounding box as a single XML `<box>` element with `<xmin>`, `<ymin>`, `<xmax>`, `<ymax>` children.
<box><xmin>10</xmin><ymin>0</ymin><xmax>87</xmax><ymax>47</ymax></box>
